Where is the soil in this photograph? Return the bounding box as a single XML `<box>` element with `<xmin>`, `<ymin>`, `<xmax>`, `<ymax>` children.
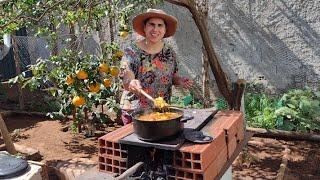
<box><xmin>232</xmin><ymin>137</ymin><xmax>320</xmax><ymax>180</ymax></box>
<box><xmin>1</xmin><ymin>113</ymin><xmax>320</xmax><ymax>179</ymax></box>
<box><xmin>0</xmin><ymin>114</ymin><xmax>121</xmax><ymax>166</ymax></box>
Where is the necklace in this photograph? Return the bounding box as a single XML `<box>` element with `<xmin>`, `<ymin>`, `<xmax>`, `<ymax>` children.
<box><xmin>143</xmin><ymin>39</ymin><xmax>163</xmax><ymax>52</ymax></box>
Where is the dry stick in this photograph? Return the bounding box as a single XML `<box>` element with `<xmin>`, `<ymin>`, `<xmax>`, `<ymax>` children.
<box><xmin>0</xmin><ymin>114</ymin><xmax>17</xmax><ymax>154</ymax></box>
<box><xmin>84</xmin><ymin>107</ymin><xmax>88</xmax><ymax>133</ymax></box>
<box><xmin>73</xmin><ymin>107</ymin><xmax>81</xmax><ymax>133</ymax></box>
<box><xmin>101</xmin><ymin>104</ymin><xmax>104</xmax><ymax>114</ymax></box>
<box><xmin>247</xmin><ymin>127</ymin><xmax>320</xmax><ymax>142</ymax></box>
<box><xmin>1</xmin><ymin>110</ymin><xmax>47</xmax><ymax>118</ymax></box>
<box><xmin>201</xmin><ymin>46</ymin><xmax>210</xmax><ymax>108</ymax></box>
<box><xmin>277</xmin><ymin>146</ymin><xmax>291</xmax><ymax>180</ymax></box>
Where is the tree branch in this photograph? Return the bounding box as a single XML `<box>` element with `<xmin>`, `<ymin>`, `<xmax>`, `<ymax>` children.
<box><xmin>0</xmin><ymin>0</ymin><xmax>64</xmax><ymax>30</ymax></box>
<box><xmin>165</xmin><ymin>0</ymin><xmax>189</xmax><ymax>8</ymax></box>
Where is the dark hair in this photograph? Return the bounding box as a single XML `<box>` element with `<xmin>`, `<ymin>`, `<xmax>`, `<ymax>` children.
<box><xmin>143</xmin><ymin>18</ymin><xmax>167</xmax><ymax>27</ymax></box>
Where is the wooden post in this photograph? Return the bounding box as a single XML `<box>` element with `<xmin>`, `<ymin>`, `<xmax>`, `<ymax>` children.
<box><xmin>12</xmin><ymin>36</ymin><xmax>25</xmax><ymax>110</ymax></box>
<box><xmin>0</xmin><ymin>114</ymin><xmax>17</xmax><ymax>154</ymax></box>
<box><xmin>201</xmin><ymin>46</ymin><xmax>210</xmax><ymax>107</ymax></box>
<box><xmin>232</xmin><ymin>79</ymin><xmax>246</xmax><ymax>110</ymax></box>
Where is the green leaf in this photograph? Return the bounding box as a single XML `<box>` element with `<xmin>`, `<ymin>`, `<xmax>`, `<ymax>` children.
<box><xmin>183</xmin><ymin>95</ymin><xmax>193</xmax><ymax>106</ymax></box>
<box><xmin>8</xmin><ymin>76</ymin><xmax>19</xmax><ymax>85</ymax></box>
<box><xmin>276</xmin><ymin>116</ymin><xmax>284</xmax><ymax>127</ymax></box>
<box><xmin>287</xmin><ymin>103</ymin><xmax>295</xmax><ymax>109</ymax></box>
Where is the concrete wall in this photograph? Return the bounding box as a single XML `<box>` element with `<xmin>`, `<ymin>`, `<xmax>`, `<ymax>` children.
<box><xmin>161</xmin><ymin>0</ymin><xmax>320</xmax><ymax>93</ymax></box>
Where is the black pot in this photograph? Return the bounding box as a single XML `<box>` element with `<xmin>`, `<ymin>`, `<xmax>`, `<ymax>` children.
<box><xmin>131</xmin><ymin>108</ymin><xmax>193</xmax><ymax>141</ymax></box>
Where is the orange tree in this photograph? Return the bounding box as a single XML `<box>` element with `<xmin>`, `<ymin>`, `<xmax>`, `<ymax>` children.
<box><xmin>2</xmin><ymin>0</ymin><xmax>162</xmax><ymax>132</ymax></box>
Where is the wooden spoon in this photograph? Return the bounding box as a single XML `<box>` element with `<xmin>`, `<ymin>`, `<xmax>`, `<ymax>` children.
<box><xmin>138</xmin><ymin>89</ymin><xmax>155</xmax><ymax>103</ymax></box>
<box><xmin>138</xmin><ymin>89</ymin><xmax>182</xmax><ymax>109</ymax></box>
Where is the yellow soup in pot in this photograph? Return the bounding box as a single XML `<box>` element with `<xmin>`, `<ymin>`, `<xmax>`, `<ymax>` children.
<box><xmin>137</xmin><ymin>112</ymin><xmax>181</xmax><ymax>121</ymax></box>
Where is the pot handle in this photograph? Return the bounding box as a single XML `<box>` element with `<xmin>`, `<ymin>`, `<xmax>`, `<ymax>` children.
<box><xmin>180</xmin><ymin>115</ymin><xmax>194</xmax><ymax>123</ymax></box>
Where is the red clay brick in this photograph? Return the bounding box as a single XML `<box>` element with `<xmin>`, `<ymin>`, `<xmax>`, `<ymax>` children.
<box><xmin>210</xmin><ymin>110</ymin><xmax>244</xmax><ymax>143</ymax></box>
<box><xmin>98</xmin><ymin>110</ymin><xmax>244</xmax><ymax>178</ymax></box>
<box><xmin>98</xmin><ymin>125</ymin><xmax>133</xmax><ymax>174</ymax></box>
<box><xmin>227</xmin><ymin>136</ymin><xmax>238</xmax><ymax>159</ymax></box>
<box><xmin>169</xmin><ymin>147</ymin><xmax>228</xmax><ymax>180</ymax></box>
<box><xmin>176</xmin><ymin>129</ymin><xmax>226</xmax><ymax>171</ymax></box>
<box><xmin>173</xmin><ymin>111</ymin><xmax>243</xmax><ymax>172</ymax></box>
<box><xmin>225</xmin><ymin>115</ymin><xmax>242</xmax><ymax>140</ymax></box>
<box><xmin>98</xmin><ymin>155</ymin><xmax>128</xmax><ymax>174</ymax></box>
<box><xmin>236</xmin><ymin>117</ymin><xmax>245</xmax><ymax>142</ymax></box>
<box><xmin>98</xmin><ymin>124</ymin><xmax>133</xmax><ymax>142</ymax></box>
<box><xmin>98</xmin><ymin>124</ymin><xmax>133</xmax><ymax>159</ymax></box>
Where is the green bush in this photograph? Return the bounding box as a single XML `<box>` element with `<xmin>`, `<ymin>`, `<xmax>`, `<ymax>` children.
<box><xmin>245</xmin><ymin>87</ymin><xmax>320</xmax><ymax>133</ymax></box>
<box><xmin>245</xmin><ymin>93</ymin><xmax>278</xmax><ymax>129</ymax></box>
<box><xmin>275</xmin><ymin>88</ymin><xmax>320</xmax><ymax>132</ymax></box>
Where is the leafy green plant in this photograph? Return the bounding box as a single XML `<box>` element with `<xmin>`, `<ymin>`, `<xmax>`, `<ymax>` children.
<box><xmin>214</xmin><ymin>98</ymin><xmax>229</xmax><ymax>110</ymax></box>
<box><xmin>275</xmin><ymin>88</ymin><xmax>320</xmax><ymax>132</ymax></box>
<box><xmin>2</xmin><ymin>0</ymin><xmax>163</xmax><ymax>133</ymax></box>
<box><xmin>245</xmin><ymin>93</ymin><xmax>278</xmax><ymax>129</ymax></box>
<box><xmin>245</xmin><ymin>87</ymin><xmax>320</xmax><ymax>133</ymax></box>
<box><xmin>170</xmin><ymin>93</ymin><xmax>204</xmax><ymax>109</ymax></box>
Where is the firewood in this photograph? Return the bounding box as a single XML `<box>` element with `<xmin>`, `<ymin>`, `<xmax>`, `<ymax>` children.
<box><xmin>0</xmin><ymin>114</ymin><xmax>17</xmax><ymax>154</ymax></box>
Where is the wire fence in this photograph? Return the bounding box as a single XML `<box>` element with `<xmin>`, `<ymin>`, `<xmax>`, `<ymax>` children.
<box><xmin>1</xmin><ymin>33</ymin><xmax>210</xmax><ymax>104</ymax></box>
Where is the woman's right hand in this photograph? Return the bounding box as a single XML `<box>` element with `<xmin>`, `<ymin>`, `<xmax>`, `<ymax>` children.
<box><xmin>128</xmin><ymin>79</ymin><xmax>142</xmax><ymax>93</ymax></box>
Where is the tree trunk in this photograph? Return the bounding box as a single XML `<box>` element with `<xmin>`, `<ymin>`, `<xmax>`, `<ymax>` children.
<box><xmin>189</xmin><ymin>7</ymin><xmax>233</xmax><ymax>107</ymax></box>
<box><xmin>165</xmin><ymin>0</ymin><xmax>233</xmax><ymax>107</ymax></box>
<box><xmin>12</xmin><ymin>36</ymin><xmax>25</xmax><ymax>110</ymax></box>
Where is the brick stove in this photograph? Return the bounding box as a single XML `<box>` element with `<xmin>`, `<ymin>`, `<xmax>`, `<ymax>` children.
<box><xmin>98</xmin><ymin>110</ymin><xmax>245</xmax><ymax>180</ymax></box>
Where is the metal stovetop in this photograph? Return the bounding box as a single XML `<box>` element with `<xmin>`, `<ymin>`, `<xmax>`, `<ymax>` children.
<box><xmin>119</xmin><ymin>108</ymin><xmax>218</xmax><ymax>150</ymax></box>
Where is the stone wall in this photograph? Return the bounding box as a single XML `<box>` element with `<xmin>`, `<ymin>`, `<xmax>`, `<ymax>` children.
<box><xmin>161</xmin><ymin>0</ymin><xmax>320</xmax><ymax>93</ymax></box>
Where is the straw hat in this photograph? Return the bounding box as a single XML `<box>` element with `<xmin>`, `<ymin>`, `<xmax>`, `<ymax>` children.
<box><xmin>132</xmin><ymin>9</ymin><xmax>178</xmax><ymax>38</ymax></box>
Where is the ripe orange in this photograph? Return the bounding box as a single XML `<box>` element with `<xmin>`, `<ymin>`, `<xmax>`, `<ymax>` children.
<box><xmin>65</xmin><ymin>75</ymin><xmax>74</xmax><ymax>85</ymax></box>
<box><xmin>72</xmin><ymin>96</ymin><xmax>85</xmax><ymax>107</ymax></box>
<box><xmin>89</xmin><ymin>83</ymin><xmax>100</xmax><ymax>93</ymax></box>
<box><xmin>114</xmin><ymin>50</ymin><xmax>124</xmax><ymax>58</ymax></box>
<box><xmin>98</xmin><ymin>63</ymin><xmax>109</xmax><ymax>73</ymax></box>
<box><xmin>76</xmin><ymin>70</ymin><xmax>88</xmax><ymax>80</ymax></box>
<box><xmin>110</xmin><ymin>66</ymin><xmax>120</xmax><ymax>77</ymax></box>
<box><xmin>119</xmin><ymin>31</ymin><xmax>128</xmax><ymax>39</ymax></box>
<box><xmin>103</xmin><ymin>78</ymin><xmax>112</xmax><ymax>88</ymax></box>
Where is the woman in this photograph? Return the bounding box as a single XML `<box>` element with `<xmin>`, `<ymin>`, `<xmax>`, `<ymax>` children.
<box><xmin>120</xmin><ymin>9</ymin><xmax>193</xmax><ymax>125</ymax></box>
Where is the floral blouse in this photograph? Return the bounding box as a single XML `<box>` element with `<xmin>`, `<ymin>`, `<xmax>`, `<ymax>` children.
<box><xmin>120</xmin><ymin>43</ymin><xmax>178</xmax><ymax>110</ymax></box>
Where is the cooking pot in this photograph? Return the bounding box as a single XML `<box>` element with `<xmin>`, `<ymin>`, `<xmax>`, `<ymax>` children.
<box><xmin>131</xmin><ymin>107</ymin><xmax>194</xmax><ymax>141</ymax></box>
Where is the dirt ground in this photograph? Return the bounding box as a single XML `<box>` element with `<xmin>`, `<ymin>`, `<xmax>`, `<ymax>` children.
<box><xmin>1</xmin><ymin>114</ymin><xmax>320</xmax><ymax>179</ymax></box>
<box><xmin>0</xmin><ymin>114</ymin><xmax>121</xmax><ymax>165</ymax></box>
<box><xmin>232</xmin><ymin>137</ymin><xmax>320</xmax><ymax>180</ymax></box>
